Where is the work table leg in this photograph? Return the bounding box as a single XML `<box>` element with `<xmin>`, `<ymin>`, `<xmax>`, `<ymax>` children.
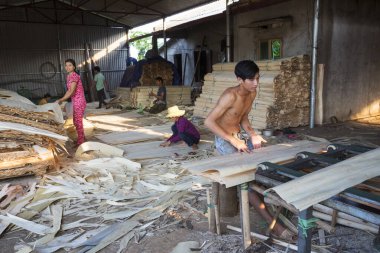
<box><xmin>240</xmin><ymin>183</ymin><xmax>251</xmax><ymax>249</ymax></box>
<box><xmin>298</xmin><ymin>207</ymin><xmax>313</xmax><ymax>253</ymax></box>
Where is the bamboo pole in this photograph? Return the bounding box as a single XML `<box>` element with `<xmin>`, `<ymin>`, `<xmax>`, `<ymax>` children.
<box><xmin>209</xmin><ymin>182</ymin><xmax>218</xmax><ymax>233</ymax></box>
<box><xmin>313</xmin><ymin>211</ymin><xmax>379</xmax><ymax>233</ymax></box>
<box><xmin>240</xmin><ymin>183</ymin><xmax>251</xmax><ymax>249</ymax></box>
<box><xmin>206</xmin><ymin>187</ymin><xmax>212</xmax><ymax>231</ymax></box>
<box><xmin>214</xmin><ymin>184</ymin><xmax>221</xmax><ymax>235</ymax></box>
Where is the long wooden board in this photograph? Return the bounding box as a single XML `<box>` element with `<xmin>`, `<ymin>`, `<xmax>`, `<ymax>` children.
<box><xmin>181</xmin><ymin>140</ymin><xmax>329</xmax><ymax>187</ymax></box>
<box><xmin>0</xmin><ymin>122</ymin><xmax>68</xmax><ymax>141</ymax></box>
<box><xmin>119</xmin><ymin>140</ymin><xmax>213</xmax><ymax>160</ymax></box>
<box><xmin>95</xmin><ymin>124</ymin><xmax>172</xmax><ymax>145</ymax></box>
<box><xmin>266</xmin><ymin>147</ymin><xmax>380</xmax><ymax>211</ymax></box>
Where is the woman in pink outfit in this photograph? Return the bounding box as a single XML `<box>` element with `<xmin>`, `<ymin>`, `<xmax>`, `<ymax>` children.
<box><xmin>57</xmin><ymin>59</ymin><xmax>87</xmax><ymax>147</ymax></box>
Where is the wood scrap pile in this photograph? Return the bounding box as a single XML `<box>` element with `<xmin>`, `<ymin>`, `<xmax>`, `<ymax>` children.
<box><xmin>193</xmin><ymin>55</ymin><xmax>311</xmax><ymax>130</ymax></box>
<box><xmin>0</xmin><ymin>89</ymin><xmax>67</xmax><ymax>179</ymax></box>
<box><xmin>140</xmin><ymin>61</ymin><xmax>173</xmax><ymax>86</ymax></box>
<box><xmin>0</xmin><ymin>157</ymin><xmax>207</xmax><ymax>252</ymax></box>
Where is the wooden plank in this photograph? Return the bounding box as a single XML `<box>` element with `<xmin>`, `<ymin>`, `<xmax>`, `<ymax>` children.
<box><xmin>96</xmin><ymin>124</ymin><xmax>173</xmax><ymax>145</ymax></box>
<box><xmin>0</xmin><ymin>113</ymin><xmax>62</xmax><ymax>134</ymax></box>
<box><xmin>0</xmin><ymin>164</ymin><xmax>48</xmax><ymax>179</ymax></box>
<box><xmin>315</xmin><ymin>64</ymin><xmax>324</xmax><ymax>125</ymax></box>
<box><xmin>0</xmin><ymin>122</ymin><xmax>68</xmax><ymax>141</ymax></box>
<box><xmin>0</xmin><ymin>153</ymin><xmax>54</xmax><ymax>171</ymax></box>
<box><xmin>75</xmin><ymin>141</ymin><xmax>124</xmax><ymax>159</ymax></box>
<box><xmin>182</xmin><ymin>140</ymin><xmax>328</xmax><ymax>187</ymax></box>
<box><xmin>266</xmin><ymin>147</ymin><xmax>380</xmax><ymax>211</ymax></box>
<box><xmin>0</xmin><ymin>151</ymin><xmax>33</xmax><ymax>162</ymax></box>
<box><xmin>120</xmin><ymin>140</ymin><xmax>212</xmax><ymax>160</ymax></box>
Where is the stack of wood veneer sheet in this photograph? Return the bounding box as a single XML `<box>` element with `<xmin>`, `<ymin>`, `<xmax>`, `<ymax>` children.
<box><xmin>139</xmin><ymin>61</ymin><xmax>173</xmax><ymax>86</ymax></box>
<box><xmin>117</xmin><ymin>86</ymin><xmax>192</xmax><ymax>109</ymax></box>
<box><xmin>0</xmin><ymin>89</ymin><xmax>68</xmax><ymax>179</ymax></box>
<box><xmin>193</xmin><ymin>55</ymin><xmax>311</xmax><ymax>130</ymax></box>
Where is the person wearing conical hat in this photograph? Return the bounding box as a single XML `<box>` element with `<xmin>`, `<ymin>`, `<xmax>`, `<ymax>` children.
<box><xmin>160</xmin><ymin>106</ymin><xmax>200</xmax><ymax>150</ymax></box>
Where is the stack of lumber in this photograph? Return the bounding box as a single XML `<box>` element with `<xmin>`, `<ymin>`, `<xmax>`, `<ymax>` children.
<box><xmin>268</xmin><ymin>55</ymin><xmax>311</xmax><ymax>128</ymax></box>
<box><xmin>140</xmin><ymin>61</ymin><xmax>173</xmax><ymax>86</ymax></box>
<box><xmin>117</xmin><ymin>86</ymin><xmax>192</xmax><ymax>109</ymax></box>
<box><xmin>115</xmin><ymin>87</ymin><xmax>132</xmax><ymax>108</ymax></box>
<box><xmin>0</xmin><ymin>89</ymin><xmax>67</xmax><ymax>179</ymax></box>
<box><xmin>193</xmin><ymin>55</ymin><xmax>311</xmax><ymax>130</ymax></box>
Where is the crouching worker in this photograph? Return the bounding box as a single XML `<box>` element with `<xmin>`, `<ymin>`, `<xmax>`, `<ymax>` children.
<box><xmin>148</xmin><ymin>76</ymin><xmax>167</xmax><ymax>114</ymax></box>
<box><xmin>160</xmin><ymin>106</ymin><xmax>200</xmax><ymax>150</ymax></box>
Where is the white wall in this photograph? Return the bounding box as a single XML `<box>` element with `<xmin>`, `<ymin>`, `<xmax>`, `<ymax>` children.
<box><xmin>234</xmin><ymin>0</ymin><xmax>313</xmax><ymax>60</ymax></box>
<box><xmin>164</xmin><ymin>0</ymin><xmax>313</xmax><ymax>86</ymax></box>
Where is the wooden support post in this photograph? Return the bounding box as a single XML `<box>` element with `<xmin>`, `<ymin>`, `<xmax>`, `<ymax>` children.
<box><xmin>318</xmin><ymin>229</ymin><xmax>326</xmax><ymax>245</ymax></box>
<box><xmin>331</xmin><ymin>209</ymin><xmax>338</xmax><ymax>227</ymax></box>
<box><xmin>373</xmin><ymin>227</ymin><xmax>380</xmax><ymax>251</ymax></box>
<box><xmin>206</xmin><ymin>187</ymin><xmax>212</xmax><ymax>231</ymax></box>
<box><xmin>240</xmin><ymin>183</ymin><xmax>251</xmax><ymax>249</ymax></box>
<box><xmin>209</xmin><ymin>182</ymin><xmax>218</xmax><ymax>233</ymax></box>
<box><xmin>315</xmin><ymin>64</ymin><xmax>324</xmax><ymax>125</ymax></box>
<box><xmin>298</xmin><ymin>208</ymin><xmax>313</xmax><ymax>253</ymax></box>
<box><xmin>214</xmin><ymin>183</ymin><xmax>221</xmax><ymax>235</ymax></box>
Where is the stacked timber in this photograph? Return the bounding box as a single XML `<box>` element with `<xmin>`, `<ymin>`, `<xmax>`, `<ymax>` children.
<box><xmin>193</xmin><ymin>55</ymin><xmax>311</xmax><ymax>130</ymax></box>
<box><xmin>0</xmin><ymin>90</ymin><xmax>67</xmax><ymax>179</ymax></box>
<box><xmin>140</xmin><ymin>61</ymin><xmax>173</xmax><ymax>86</ymax></box>
<box><xmin>114</xmin><ymin>87</ymin><xmax>132</xmax><ymax>108</ymax></box>
<box><xmin>117</xmin><ymin>86</ymin><xmax>192</xmax><ymax>109</ymax></box>
<box><xmin>268</xmin><ymin>55</ymin><xmax>311</xmax><ymax>128</ymax></box>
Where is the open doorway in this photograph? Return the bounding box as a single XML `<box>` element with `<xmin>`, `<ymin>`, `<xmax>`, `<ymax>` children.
<box><xmin>193</xmin><ymin>50</ymin><xmax>212</xmax><ymax>82</ymax></box>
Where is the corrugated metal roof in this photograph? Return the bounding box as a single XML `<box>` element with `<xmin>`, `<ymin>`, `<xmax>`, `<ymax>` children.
<box><xmin>0</xmin><ymin>0</ymin><xmax>219</xmax><ymax>28</ymax></box>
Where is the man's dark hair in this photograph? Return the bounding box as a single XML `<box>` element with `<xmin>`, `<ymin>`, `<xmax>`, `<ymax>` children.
<box><xmin>234</xmin><ymin>60</ymin><xmax>259</xmax><ymax>81</ymax></box>
<box><xmin>94</xmin><ymin>66</ymin><xmax>101</xmax><ymax>72</ymax></box>
<box><xmin>155</xmin><ymin>76</ymin><xmax>163</xmax><ymax>83</ymax></box>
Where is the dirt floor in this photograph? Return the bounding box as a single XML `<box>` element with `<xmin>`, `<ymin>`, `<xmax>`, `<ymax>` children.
<box><xmin>0</xmin><ymin>108</ymin><xmax>379</xmax><ymax>253</ymax></box>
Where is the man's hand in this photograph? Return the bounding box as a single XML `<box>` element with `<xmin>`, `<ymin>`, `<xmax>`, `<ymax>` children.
<box><xmin>230</xmin><ymin>137</ymin><xmax>250</xmax><ymax>153</ymax></box>
<box><xmin>149</xmin><ymin>91</ymin><xmax>155</xmax><ymax>97</ymax></box>
<box><xmin>160</xmin><ymin>141</ymin><xmax>171</xmax><ymax>147</ymax></box>
<box><xmin>56</xmin><ymin>99</ymin><xmax>63</xmax><ymax>105</ymax></box>
<box><xmin>250</xmin><ymin>134</ymin><xmax>267</xmax><ymax>149</ymax></box>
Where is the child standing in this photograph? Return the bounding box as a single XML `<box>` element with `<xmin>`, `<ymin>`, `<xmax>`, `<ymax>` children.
<box><xmin>93</xmin><ymin>66</ymin><xmax>108</xmax><ymax>109</ymax></box>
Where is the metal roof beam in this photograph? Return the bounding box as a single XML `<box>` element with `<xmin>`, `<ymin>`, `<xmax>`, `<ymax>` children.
<box><xmin>122</xmin><ymin>0</ymin><xmax>165</xmax><ymax>16</ymax></box>
<box><xmin>0</xmin><ymin>0</ymin><xmax>50</xmax><ymax>11</ymax></box>
<box><xmin>114</xmin><ymin>0</ymin><xmax>163</xmax><ymax>21</ymax></box>
<box><xmin>57</xmin><ymin>0</ymin><xmax>131</xmax><ymax>27</ymax></box>
<box><xmin>59</xmin><ymin>0</ymin><xmax>96</xmax><ymax>23</ymax></box>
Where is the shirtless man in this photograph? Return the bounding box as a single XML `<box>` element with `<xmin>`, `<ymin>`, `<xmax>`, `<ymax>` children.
<box><xmin>205</xmin><ymin>60</ymin><xmax>266</xmax><ymax>154</ymax></box>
